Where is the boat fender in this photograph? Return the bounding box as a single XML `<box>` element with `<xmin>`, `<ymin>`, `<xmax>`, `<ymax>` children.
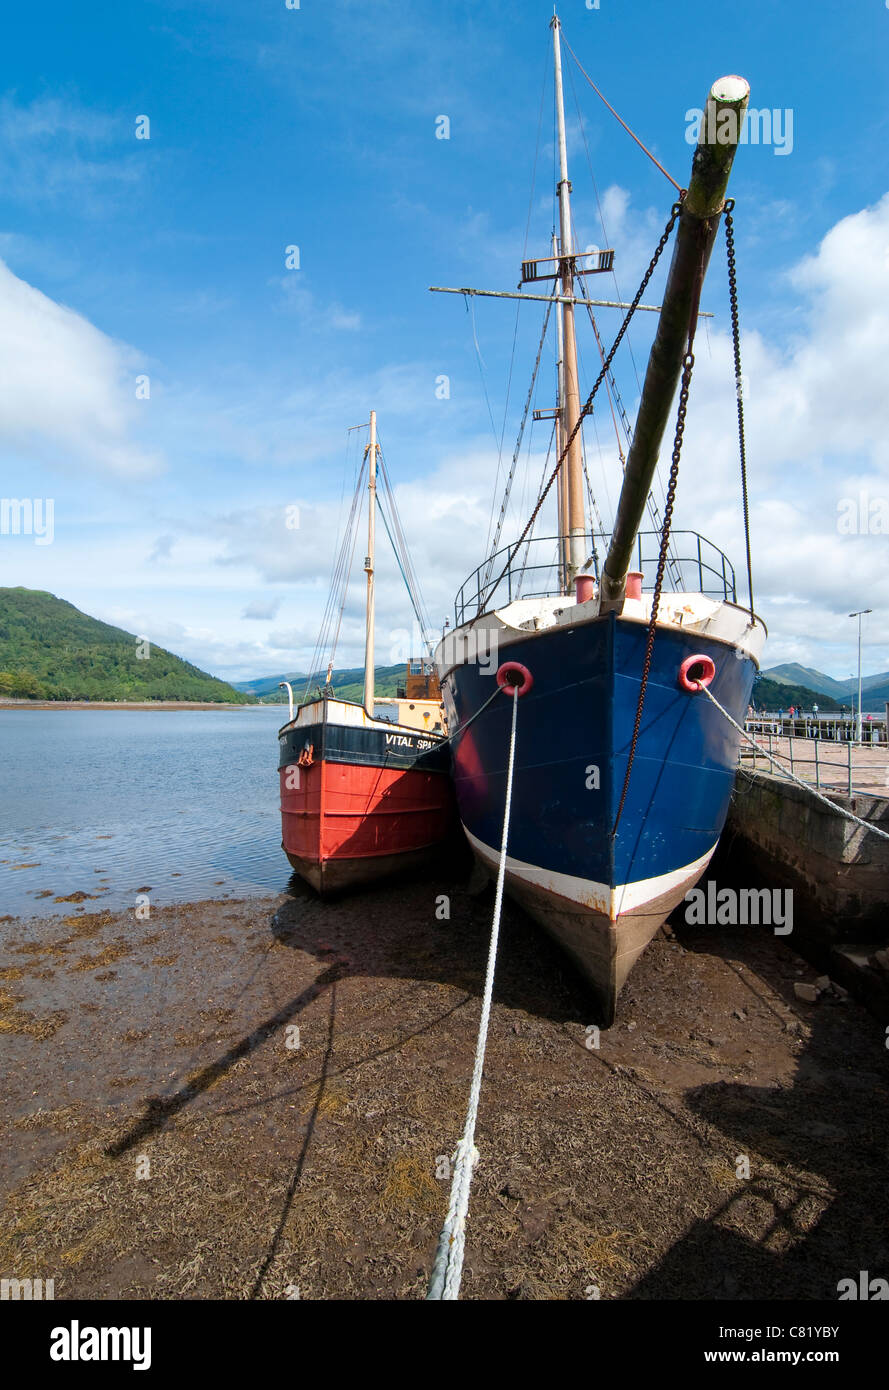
<box><xmin>678</xmin><ymin>654</ymin><xmax>715</xmax><ymax>693</ymax></box>
<box><xmin>297</xmin><ymin>741</ymin><xmax>315</xmax><ymax>766</ymax></box>
<box><xmin>496</xmin><ymin>662</ymin><xmax>533</xmax><ymax>697</ymax></box>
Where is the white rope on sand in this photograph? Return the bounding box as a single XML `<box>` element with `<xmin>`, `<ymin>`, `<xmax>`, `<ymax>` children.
<box><xmin>427</xmin><ymin>684</ymin><xmax>520</xmax><ymax>1301</ymax></box>
<box><xmin>698</xmin><ymin>683</ymin><xmax>889</xmax><ymax>844</ymax></box>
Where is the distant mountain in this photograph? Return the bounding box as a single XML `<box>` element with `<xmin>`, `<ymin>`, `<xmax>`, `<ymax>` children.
<box><xmin>861</xmin><ymin>681</ymin><xmax>889</xmax><ymax>707</ymax></box>
<box><xmin>235</xmin><ymin>662</ymin><xmax>406</xmax><ymax>703</ymax></box>
<box><xmin>762</xmin><ymin>663</ymin><xmax>889</xmax><ymax>711</ymax></box>
<box><xmin>762</xmin><ymin>664</ymin><xmax>850</xmax><ymax>698</ymax></box>
<box><xmin>0</xmin><ymin>588</ymin><xmax>248</xmax><ymax>703</ymax></box>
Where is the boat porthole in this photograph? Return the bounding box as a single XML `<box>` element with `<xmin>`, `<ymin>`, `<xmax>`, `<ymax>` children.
<box><xmin>496</xmin><ymin>661</ymin><xmax>534</xmax><ymax>697</ymax></box>
<box><xmin>678</xmin><ymin>654</ymin><xmax>715</xmax><ymax>693</ymax></box>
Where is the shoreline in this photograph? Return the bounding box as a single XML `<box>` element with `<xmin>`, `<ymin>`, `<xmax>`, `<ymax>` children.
<box><xmin>0</xmin><ymin>700</ymin><xmax>265</xmax><ymax>712</ymax></box>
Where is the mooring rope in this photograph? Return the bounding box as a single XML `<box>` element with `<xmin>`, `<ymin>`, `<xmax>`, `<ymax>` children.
<box><xmin>697</xmin><ymin>683</ymin><xmax>889</xmax><ymax>844</ymax></box>
<box><xmin>427</xmin><ymin>684</ymin><xmax>520</xmax><ymax>1301</ymax></box>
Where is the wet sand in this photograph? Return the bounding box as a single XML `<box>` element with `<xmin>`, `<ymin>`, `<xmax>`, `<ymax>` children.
<box><xmin>2</xmin><ymin>856</ymin><xmax>888</xmax><ymax>1300</ymax></box>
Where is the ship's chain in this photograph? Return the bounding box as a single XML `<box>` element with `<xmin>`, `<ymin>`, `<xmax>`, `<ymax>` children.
<box><xmin>724</xmin><ymin>199</ymin><xmax>755</xmax><ymax>621</ymax></box>
<box><xmin>612</xmin><ymin>348</ymin><xmax>695</xmax><ymax>838</ymax></box>
<box><xmin>471</xmin><ymin>199</ymin><xmax>684</xmax><ymax>623</ymax></box>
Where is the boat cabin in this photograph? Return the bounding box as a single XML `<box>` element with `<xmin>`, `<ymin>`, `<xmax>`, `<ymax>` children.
<box><xmin>374</xmin><ymin>658</ymin><xmax>445</xmax><ymax>734</ymax></box>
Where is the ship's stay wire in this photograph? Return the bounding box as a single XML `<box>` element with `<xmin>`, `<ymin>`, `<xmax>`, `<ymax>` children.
<box><xmin>560</xmin><ymin>30</ymin><xmax>681</xmax><ymax>192</ymax></box>
<box><xmin>566</xmin><ymin>68</ymin><xmax>683</xmax><ymax>586</ymax></box>
<box><xmin>376</xmin><ymin>442</ymin><xmax>435</xmax><ymax>651</ymax></box>
<box><xmin>480</xmin><ymin>46</ymin><xmax>551</xmax><ymax>566</ymax></box>
<box><xmin>302</xmin><ymin>446</ymin><xmax>367</xmax><ymax>703</ymax></box>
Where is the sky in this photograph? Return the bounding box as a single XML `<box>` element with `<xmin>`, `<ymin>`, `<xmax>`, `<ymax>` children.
<box><xmin>0</xmin><ymin>0</ymin><xmax>887</xmax><ymax>685</ymax></box>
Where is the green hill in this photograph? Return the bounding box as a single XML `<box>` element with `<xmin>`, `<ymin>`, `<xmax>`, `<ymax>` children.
<box><xmin>753</xmin><ymin>675</ymin><xmax>841</xmax><ymax>713</ymax></box>
<box><xmin>0</xmin><ymin>588</ymin><xmax>248</xmax><ymax>703</ymax></box>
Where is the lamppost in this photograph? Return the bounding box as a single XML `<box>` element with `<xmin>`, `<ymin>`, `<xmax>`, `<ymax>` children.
<box><xmin>848</xmin><ymin>609</ymin><xmax>872</xmax><ymax>744</ymax></box>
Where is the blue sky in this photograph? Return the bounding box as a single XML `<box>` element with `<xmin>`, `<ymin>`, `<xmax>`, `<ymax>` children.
<box><xmin>0</xmin><ymin>0</ymin><xmax>887</xmax><ymax>683</ymax></box>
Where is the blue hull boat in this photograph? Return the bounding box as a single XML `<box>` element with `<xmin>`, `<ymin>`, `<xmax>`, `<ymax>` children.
<box><xmin>436</xmin><ymin>577</ymin><xmax>763</xmax><ymax>1023</ymax></box>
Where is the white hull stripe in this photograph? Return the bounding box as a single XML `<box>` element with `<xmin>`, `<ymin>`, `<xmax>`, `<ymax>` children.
<box><xmin>463</xmin><ymin>825</ymin><xmax>716</xmax><ymax>920</ymax></box>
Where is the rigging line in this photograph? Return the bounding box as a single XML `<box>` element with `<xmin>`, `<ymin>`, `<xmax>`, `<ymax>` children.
<box><xmin>315</xmin><ymin>452</ymin><xmax>367</xmax><ymax>697</ymax></box>
<box><xmin>480</xmin><ymin>295</ymin><xmax>555</xmax><ymax>604</ymax></box>
<box><xmin>315</xmin><ymin>471</ymin><xmax>364</xmax><ymax>687</ymax></box>
<box><xmin>561</xmin><ymin>31</ymin><xmax>682</xmax><ymax>192</ymax></box>
<box><xmin>583</xmin><ymin>293</ymin><xmax>683</xmax><ymax>587</ymax></box>
<box><xmin>473</xmin><ymin>201</ymin><xmax>681</xmax><ymax>622</ymax></box>
<box><xmin>571</xmin><ymin>187</ymin><xmax>682</xmax><ymax>586</ymax></box>
<box><xmin>589</xmin><ymin>407</ymin><xmax>614</xmax><ymax>532</ymax></box>
<box><xmin>376</xmin><ymin>447</ymin><xmax>435</xmax><ymax>644</ymax></box>
<box><xmin>301</xmin><ymin>457</ymin><xmax>365</xmax><ymax>706</ymax></box>
<box><xmin>486</xmin><ymin>300</ymin><xmax>523</xmax><ymax>565</ymax></box>
<box><xmin>570</xmin><ymin>306</ymin><xmax>606</xmax><ymax>557</ymax></box>
<box><xmin>483</xmin><ymin>44</ymin><xmax>551</xmax><ymax>567</ymax></box>
<box><xmin>380</xmin><ymin>474</ymin><xmax>431</xmax><ymax>644</ymax></box>
<box><xmin>567</xmin><ymin>76</ymin><xmax>688</xmax><ymax>589</ymax></box>
<box><xmin>568</xmin><ymin>57</ymin><xmax>645</xmax><ymax>402</ymax></box>
<box><xmin>303</xmin><ymin>483</ymin><xmax>356</xmax><ymax>695</ymax></box>
<box><xmin>327</xmin><ymin>467</ymin><xmax>366</xmax><ymax>678</ymax></box>
<box><xmin>578</xmin><ymin>418</ymin><xmax>602</xmax><ymax>567</ymax></box>
<box><xmin>376</xmin><ymin>493</ymin><xmax>425</xmax><ymax>642</ymax></box>
<box><xmin>465</xmin><ymin>293</ymin><xmax>502</xmax><ymax>455</ymax></box>
<box><xmin>515</xmin><ymin>418</ymin><xmax>556</xmax><ymax>600</ymax></box>
<box><xmin>523</xmin><ymin>43</ymin><xmax>550</xmax><ymax>257</ymax></box>
<box><xmin>380</xmin><ymin>453</ymin><xmax>431</xmax><ymax>635</ymax></box>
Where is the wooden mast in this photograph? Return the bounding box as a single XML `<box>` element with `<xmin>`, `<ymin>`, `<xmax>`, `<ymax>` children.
<box><xmin>553</xmin><ymin>232</ymin><xmax>569</xmax><ymax>594</ymax></box>
<box><xmin>551</xmin><ymin>14</ymin><xmax>586</xmax><ymax>584</ymax></box>
<box><xmin>363</xmin><ymin>410</ymin><xmax>377</xmax><ymax>715</ymax></box>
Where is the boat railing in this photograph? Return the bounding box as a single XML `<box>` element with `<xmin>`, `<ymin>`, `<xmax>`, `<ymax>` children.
<box><xmin>454</xmin><ymin>531</ymin><xmax>737</xmax><ymax>626</ymax></box>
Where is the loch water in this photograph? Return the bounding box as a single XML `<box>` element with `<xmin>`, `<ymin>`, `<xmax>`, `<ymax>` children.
<box><xmin>0</xmin><ymin>707</ymin><xmax>292</xmax><ymax>921</ymax></box>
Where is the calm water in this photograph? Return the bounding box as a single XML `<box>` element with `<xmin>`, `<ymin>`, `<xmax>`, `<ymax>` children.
<box><xmin>0</xmin><ymin>708</ymin><xmax>292</xmax><ymax>919</ymax></box>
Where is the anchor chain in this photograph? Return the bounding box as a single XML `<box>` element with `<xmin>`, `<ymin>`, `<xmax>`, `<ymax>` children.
<box><xmin>724</xmin><ymin>199</ymin><xmax>755</xmax><ymax>621</ymax></box>
<box><xmin>612</xmin><ymin>347</ymin><xmax>696</xmax><ymax>838</ymax></box>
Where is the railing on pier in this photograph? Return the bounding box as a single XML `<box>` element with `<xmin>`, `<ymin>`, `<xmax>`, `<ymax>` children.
<box><xmin>747</xmin><ymin>714</ymin><xmax>887</xmax><ymax>745</ymax></box>
<box><xmin>454</xmin><ymin>530</ymin><xmax>736</xmax><ymax>626</ymax></box>
<box><xmin>740</xmin><ymin>723</ymin><xmax>889</xmax><ymax>798</ymax></box>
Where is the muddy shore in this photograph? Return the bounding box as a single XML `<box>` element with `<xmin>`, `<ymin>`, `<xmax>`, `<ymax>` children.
<box><xmin>2</xmin><ymin>855</ymin><xmax>888</xmax><ymax>1300</ymax></box>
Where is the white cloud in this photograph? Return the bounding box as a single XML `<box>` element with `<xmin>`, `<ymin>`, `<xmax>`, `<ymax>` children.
<box><xmin>242</xmin><ymin>596</ymin><xmax>283</xmax><ymax>620</ymax></box>
<box><xmin>0</xmin><ymin>259</ymin><xmax>162</xmax><ymax>478</ymax></box>
<box><xmin>658</xmin><ymin>192</ymin><xmax>889</xmax><ymax>672</ymax></box>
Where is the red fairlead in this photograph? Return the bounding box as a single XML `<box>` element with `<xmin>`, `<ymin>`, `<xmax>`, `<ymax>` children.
<box><xmin>496</xmin><ymin>661</ymin><xmax>534</xmax><ymax>697</ymax></box>
<box><xmin>678</xmin><ymin>654</ymin><xmax>715</xmax><ymax>693</ymax></box>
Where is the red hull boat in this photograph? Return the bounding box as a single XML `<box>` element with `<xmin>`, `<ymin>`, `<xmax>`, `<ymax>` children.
<box><xmin>277</xmin><ymin>410</ymin><xmax>454</xmax><ymax>894</ymax></box>
<box><xmin>278</xmin><ymin>693</ymin><xmax>453</xmax><ymax>894</ymax></box>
